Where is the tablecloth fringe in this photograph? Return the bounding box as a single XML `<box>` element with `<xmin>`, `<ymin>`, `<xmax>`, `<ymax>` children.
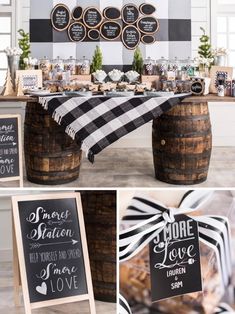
<box><xmin>39</xmin><ymin>97</ymin><xmax>48</xmax><ymax>110</ymax></box>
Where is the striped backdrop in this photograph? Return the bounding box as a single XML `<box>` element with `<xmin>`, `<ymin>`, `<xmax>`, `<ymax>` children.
<box><xmin>30</xmin><ymin>0</ymin><xmax>192</xmax><ymax>70</ymax></box>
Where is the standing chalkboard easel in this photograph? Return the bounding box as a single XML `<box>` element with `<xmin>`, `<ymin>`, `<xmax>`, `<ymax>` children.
<box><xmin>0</xmin><ymin>114</ymin><xmax>23</xmax><ymax>187</ymax></box>
<box><xmin>12</xmin><ymin>193</ymin><xmax>96</xmax><ymax>314</ymax></box>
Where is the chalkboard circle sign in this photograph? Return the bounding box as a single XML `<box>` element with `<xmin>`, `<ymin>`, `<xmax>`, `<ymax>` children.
<box><xmin>88</xmin><ymin>29</ymin><xmax>100</xmax><ymax>40</ymax></box>
<box><xmin>101</xmin><ymin>21</ymin><xmax>122</xmax><ymax>41</ymax></box>
<box><xmin>51</xmin><ymin>4</ymin><xmax>71</xmax><ymax>32</ymax></box>
<box><xmin>72</xmin><ymin>6</ymin><xmax>83</xmax><ymax>20</ymax></box>
<box><xmin>122</xmin><ymin>4</ymin><xmax>139</xmax><ymax>25</ymax></box>
<box><xmin>83</xmin><ymin>7</ymin><xmax>103</xmax><ymax>28</ymax></box>
<box><xmin>103</xmin><ymin>7</ymin><xmax>121</xmax><ymax>20</ymax></box>
<box><xmin>139</xmin><ymin>3</ymin><xmax>156</xmax><ymax>15</ymax></box>
<box><xmin>141</xmin><ymin>34</ymin><xmax>155</xmax><ymax>44</ymax></box>
<box><xmin>137</xmin><ymin>16</ymin><xmax>159</xmax><ymax>34</ymax></box>
<box><xmin>191</xmin><ymin>80</ymin><xmax>205</xmax><ymax>95</ymax></box>
<box><xmin>68</xmin><ymin>22</ymin><xmax>86</xmax><ymax>42</ymax></box>
<box><xmin>122</xmin><ymin>25</ymin><xmax>141</xmax><ymax>50</ymax></box>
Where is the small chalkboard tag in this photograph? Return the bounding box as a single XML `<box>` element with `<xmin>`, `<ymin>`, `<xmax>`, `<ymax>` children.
<box><xmin>137</xmin><ymin>16</ymin><xmax>159</xmax><ymax>34</ymax></box>
<box><xmin>68</xmin><ymin>22</ymin><xmax>86</xmax><ymax>42</ymax></box>
<box><xmin>72</xmin><ymin>6</ymin><xmax>83</xmax><ymax>20</ymax></box>
<box><xmin>88</xmin><ymin>29</ymin><xmax>100</xmax><ymax>41</ymax></box>
<box><xmin>191</xmin><ymin>79</ymin><xmax>205</xmax><ymax>95</ymax></box>
<box><xmin>83</xmin><ymin>7</ymin><xmax>103</xmax><ymax>28</ymax></box>
<box><xmin>149</xmin><ymin>214</ymin><xmax>202</xmax><ymax>302</ymax></box>
<box><xmin>101</xmin><ymin>21</ymin><xmax>121</xmax><ymax>40</ymax></box>
<box><xmin>141</xmin><ymin>34</ymin><xmax>155</xmax><ymax>44</ymax></box>
<box><xmin>51</xmin><ymin>4</ymin><xmax>71</xmax><ymax>32</ymax></box>
<box><xmin>0</xmin><ymin>115</ymin><xmax>23</xmax><ymax>186</ymax></box>
<box><xmin>103</xmin><ymin>7</ymin><xmax>121</xmax><ymax>20</ymax></box>
<box><xmin>122</xmin><ymin>4</ymin><xmax>139</xmax><ymax>24</ymax></box>
<box><xmin>139</xmin><ymin>3</ymin><xmax>156</xmax><ymax>15</ymax></box>
<box><xmin>122</xmin><ymin>25</ymin><xmax>141</xmax><ymax>50</ymax></box>
<box><xmin>12</xmin><ymin>193</ymin><xmax>96</xmax><ymax>314</ymax></box>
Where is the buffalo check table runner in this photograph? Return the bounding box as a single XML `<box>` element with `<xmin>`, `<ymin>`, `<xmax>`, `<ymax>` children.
<box><xmin>39</xmin><ymin>94</ymin><xmax>189</xmax><ymax>163</ymax></box>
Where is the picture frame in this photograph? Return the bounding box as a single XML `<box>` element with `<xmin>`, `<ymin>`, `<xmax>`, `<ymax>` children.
<box><xmin>209</xmin><ymin>66</ymin><xmax>233</xmax><ymax>94</ymax></box>
<box><xmin>16</xmin><ymin>70</ymin><xmax>43</xmax><ymax>92</ymax></box>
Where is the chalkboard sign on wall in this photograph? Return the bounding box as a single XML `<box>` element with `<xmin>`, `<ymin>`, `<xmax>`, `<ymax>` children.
<box><xmin>12</xmin><ymin>193</ymin><xmax>96</xmax><ymax>314</ymax></box>
<box><xmin>101</xmin><ymin>21</ymin><xmax>122</xmax><ymax>40</ymax></box>
<box><xmin>68</xmin><ymin>22</ymin><xmax>86</xmax><ymax>42</ymax></box>
<box><xmin>137</xmin><ymin>16</ymin><xmax>159</xmax><ymax>34</ymax></box>
<box><xmin>122</xmin><ymin>25</ymin><xmax>141</xmax><ymax>50</ymax></box>
<box><xmin>83</xmin><ymin>7</ymin><xmax>103</xmax><ymax>28</ymax></box>
<box><xmin>141</xmin><ymin>34</ymin><xmax>155</xmax><ymax>44</ymax></box>
<box><xmin>139</xmin><ymin>3</ymin><xmax>156</xmax><ymax>15</ymax></box>
<box><xmin>122</xmin><ymin>4</ymin><xmax>139</xmax><ymax>24</ymax></box>
<box><xmin>0</xmin><ymin>115</ymin><xmax>23</xmax><ymax>187</ymax></box>
<box><xmin>88</xmin><ymin>29</ymin><xmax>100</xmax><ymax>41</ymax></box>
<box><xmin>103</xmin><ymin>7</ymin><xmax>121</xmax><ymax>20</ymax></box>
<box><xmin>72</xmin><ymin>6</ymin><xmax>83</xmax><ymax>20</ymax></box>
<box><xmin>51</xmin><ymin>4</ymin><xmax>71</xmax><ymax>32</ymax></box>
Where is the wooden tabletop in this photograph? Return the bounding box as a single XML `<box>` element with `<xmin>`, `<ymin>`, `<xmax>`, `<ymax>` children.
<box><xmin>0</xmin><ymin>94</ymin><xmax>235</xmax><ymax>103</ymax></box>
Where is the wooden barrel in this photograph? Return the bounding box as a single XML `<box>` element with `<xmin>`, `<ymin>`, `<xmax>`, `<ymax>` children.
<box><xmin>80</xmin><ymin>191</ymin><xmax>116</xmax><ymax>302</ymax></box>
<box><xmin>24</xmin><ymin>102</ymin><xmax>82</xmax><ymax>185</ymax></box>
<box><xmin>152</xmin><ymin>102</ymin><xmax>212</xmax><ymax>185</ymax></box>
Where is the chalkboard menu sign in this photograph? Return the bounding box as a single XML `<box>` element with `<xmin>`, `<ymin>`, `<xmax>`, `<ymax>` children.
<box><xmin>68</xmin><ymin>22</ymin><xmax>86</xmax><ymax>42</ymax></box>
<box><xmin>51</xmin><ymin>4</ymin><xmax>71</xmax><ymax>32</ymax></box>
<box><xmin>83</xmin><ymin>7</ymin><xmax>103</xmax><ymax>28</ymax></box>
<box><xmin>137</xmin><ymin>16</ymin><xmax>159</xmax><ymax>34</ymax></box>
<box><xmin>88</xmin><ymin>29</ymin><xmax>100</xmax><ymax>41</ymax></box>
<box><xmin>122</xmin><ymin>25</ymin><xmax>140</xmax><ymax>50</ymax></box>
<box><xmin>122</xmin><ymin>4</ymin><xmax>139</xmax><ymax>24</ymax></box>
<box><xmin>12</xmin><ymin>193</ymin><xmax>96</xmax><ymax>313</ymax></box>
<box><xmin>103</xmin><ymin>7</ymin><xmax>121</xmax><ymax>20</ymax></box>
<box><xmin>141</xmin><ymin>34</ymin><xmax>155</xmax><ymax>44</ymax></box>
<box><xmin>0</xmin><ymin>115</ymin><xmax>23</xmax><ymax>186</ymax></box>
<box><xmin>72</xmin><ymin>6</ymin><xmax>83</xmax><ymax>20</ymax></box>
<box><xmin>101</xmin><ymin>21</ymin><xmax>121</xmax><ymax>40</ymax></box>
<box><xmin>139</xmin><ymin>3</ymin><xmax>156</xmax><ymax>15</ymax></box>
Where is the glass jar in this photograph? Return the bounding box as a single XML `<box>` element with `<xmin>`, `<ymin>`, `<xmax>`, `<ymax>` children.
<box><xmin>156</xmin><ymin>57</ymin><xmax>168</xmax><ymax>77</ymax></box>
<box><xmin>64</xmin><ymin>56</ymin><xmax>76</xmax><ymax>75</ymax></box>
<box><xmin>51</xmin><ymin>56</ymin><xmax>64</xmax><ymax>72</ymax></box>
<box><xmin>39</xmin><ymin>56</ymin><xmax>51</xmax><ymax>81</ymax></box>
<box><xmin>143</xmin><ymin>57</ymin><xmax>156</xmax><ymax>76</ymax></box>
<box><xmin>76</xmin><ymin>56</ymin><xmax>90</xmax><ymax>75</ymax></box>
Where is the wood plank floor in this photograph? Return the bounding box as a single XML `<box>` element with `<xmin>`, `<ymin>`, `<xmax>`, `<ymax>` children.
<box><xmin>0</xmin><ymin>262</ymin><xmax>116</xmax><ymax>314</ymax></box>
<box><xmin>1</xmin><ymin>147</ymin><xmax>235</xmax><ymax>188</ymax></box>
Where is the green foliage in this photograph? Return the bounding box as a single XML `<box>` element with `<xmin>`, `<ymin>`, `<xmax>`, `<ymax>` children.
<box><xmin>18</xmin><ymin>29</ymin><xmax>31</xmax><ymax>70</ymax></box>
<box><xmin>198</xmin><ymin>27</ymin><xmax>213</xmax><ymax>59</ymax></box>
<box><xmin>91</xmin><ymin>46</ymin><xmax>103</xmax><ymax>73</ymax></box>
<box><xmin>132</xmin><ymin>47</ymin><xmax>143</xmax><ymax>74</ymax></box>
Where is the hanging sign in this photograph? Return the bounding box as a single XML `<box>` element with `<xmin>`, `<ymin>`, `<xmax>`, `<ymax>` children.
<box><xmin>88</xmin><ymin>29</ymin><xmax>100</xmax><ymax>41</ymax></box>
<box><xmin>51</xmin><ymin>4</ymin><xmax>71</xmax><ymax>31</ymax></box>
<box><xmin>103</xmin><ymin>7</ymin><xmax>121</xmax><ymax>20</ymax></box>
<box><xmin>101</xmin><ymin>21</ymin><xmax>122</xmax><ymax>41</ymax></box>
<box><xmin>139</xmin><ymin>3</ymin><xmax>156</xmax><ymax>15</ymax></box>
<box><xmin>137</xmin><ymin>16</ymin><xmax>159</xmax><ymax>34</ymax></box>
<box><xmin>83</xmin><ymin>7</ymin><xmax>103</xmax><ymax>28</ymax></box>
<box><xmin>12</xmin><ymin>193</ymin><xmax>96</xmax><ymax>314</ymax></box>
<box><xmin>141</xmin><ymin>34</ymin><xmax>155</xmax><ymax>44</ymax></box>
<box><xmin>122</xmin><ymin>25</ymin><xmax>140</xmax><ymax>50</ymax></box>
<box><xmin>0</xmin><ymin>114</ymin><xmax>23</xmax><ymax>187</ymax></box>
<box><xmin>72</xmin><ymin>6</ymin><xmax>83</xmax><ymax>20</ymax></box>
<box><xmin>122</xmin><ymin>4</ymin><xmax>139</xmax><ymax>24</ymax></box>
<box><xmin>68</xmin><ymin>22</ymin><xmax>86</xmax><ymax>42</ymax></box>
<box><xmin>149</xmin><ymin>214</ymin><xmax>202</xmax><ymax>302</ymax></box>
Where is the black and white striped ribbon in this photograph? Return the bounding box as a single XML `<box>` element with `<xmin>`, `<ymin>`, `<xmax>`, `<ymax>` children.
<box><xmin>119</xmin><ymin>191</ymin><xmax>233</xmax><ymax>314</ymax></box>
<box><xmin>214</xmin><ymin>303</ymin><xmax>235</xmax><ymax>313</ymax></box>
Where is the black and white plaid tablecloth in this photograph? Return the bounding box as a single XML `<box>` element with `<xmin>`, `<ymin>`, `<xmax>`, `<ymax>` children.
<box><xmin>39</xmin><ymin>94</ymin><xmax>189</xmax><ymax>163</ymax></box>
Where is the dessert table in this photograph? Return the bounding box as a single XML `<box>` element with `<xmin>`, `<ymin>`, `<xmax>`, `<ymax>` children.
<box><xmin>0</xmin><ymin>94</ymin><xmax>233</xmax><ymax>186</ymax></box>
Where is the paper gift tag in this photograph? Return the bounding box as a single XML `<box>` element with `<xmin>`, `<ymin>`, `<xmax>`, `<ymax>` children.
<box><xmin>149</xmin><ymin>214</ymin><xmax>202</xmax><ymax>302</ymax></box>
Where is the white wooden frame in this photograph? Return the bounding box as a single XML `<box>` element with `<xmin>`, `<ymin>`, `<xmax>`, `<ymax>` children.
<box><xmin>0</xmin><ymin>114</ymin><xmax>23</xmax><ymax>187</ymax></box>
<box><xmin>11</xmin><ymin>193</ymin><xmax>96</xmax><ymax>314</ymax></box>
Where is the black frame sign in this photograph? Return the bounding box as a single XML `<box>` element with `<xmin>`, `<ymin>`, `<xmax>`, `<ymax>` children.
<box><xmin>101</xmin><ymin>21</ymin><xmax>122</xmax><ymax>41</ymax></box>
<box><xmin>12</xmin><ymin>193</ymin><xmax>96</xmax><ymax>314</ymax></box>
<box><xmin>83</xmin><ymin>7</ymin><xmax>103</xmax><ymax>29</ymax></box>
<box><xmin>122</xmin><ymin>4</ymin><xmax>139</xmax><ymax>24</ymax></box>
<box><xmin>122</xmin><ymin>25</ymin><xmax>141</xmax><ymax>50</ymax></box>
<box><xmin>0</xmin><ymin>114</ymin><xmax>23</xmax><ymax>187</ymax></box>
<box><xmin>68</xmin><ymin>22</ymin><xmax>86</xmax><ymax>42</ymax></box>
<box><xmin>51</xmin><ymin>4</ymin><xmax>71</xmax><ymax>32</ymax></box>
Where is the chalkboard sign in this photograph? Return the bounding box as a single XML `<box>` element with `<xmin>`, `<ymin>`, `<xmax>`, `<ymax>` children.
<box><xmin>101</xmin><ymin>21</ymin><xmax>121</xmax><ymax>40</ymax></box>
<box><xmin>122</xmin><ymin>25</ymin><xmax>140</xmax><ymax>50</ymax></box>
<box><xmin>122</xmin><ymin>4</ymin><xmax>139</xmax><ymax>24</ymax></box>
<box><xmin>83</xmin><ymin>7</ymin><xmax>103</xmax><ymax>28</ymax></box>
<box><xmin>88</xmin><ymin>29</ymin><xmax>100</xmax><ymax>41</ymax></box>
<box><xmin>191</xmin><ymin>79</ymin><xmax>205</xmax><ymax>95</ymax></box>
<box><xmin>141</xmin><ymin>34</ymin><xmax>155</xmax><ymax>44</ymax></box>
<box><xmin>0</xmin><ymin>115</ymin><xmax>23</xmax><ymax>186</ymax></box>
<box><xmin>68</xmin><ymin>22</ymin><xmax>86</xmax><ymax>42</ymax></box>
<box><xmin>51</xmin><ymin>4</ymin><xmax>71</xmax><ymax>32</ymax></box>
<box><xmin>139</xmin><ymin>3</ymin><xmax>156</xmax><ymax>15</ymax></box>
<box><xmin>72</xmin><ymin>6</ymin><xmax>83</xmax><ymax>20</ymax></box>
<box><xmin>103</xmin><ymin>7</ymin><xmax>121</xmax><ymax>20</ymax></box>
<box><xmin>12</xmin><ymin>193</ymin><xmax>96</xmax><ymax>314</ymax></box>
<box><xmin>137</xmin><ymin>16</ymin><xmax>159</xmax><ymax>34</ymax></box>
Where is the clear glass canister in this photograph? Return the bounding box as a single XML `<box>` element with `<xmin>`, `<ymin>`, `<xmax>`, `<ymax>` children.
<box><xmin>143</xmin><ymin>57</ymin><xmax>156</xmax><ymax>76</ymax></box>
<box><xmin>51</xmin><ymin>56</ymin><xmax>64</xmax><ymax>72</ymax></box>
<box><xmin>39</xmin><ymin>56</ymin><xmax>51</xmax><ymax>81</ymax></box>
<box><xmin>76</xmin><ymin>56</ymin><xmax>90</xmax><ymax>75</ymax></box>
<box><xmin>64</xmin><ymin>56</ymin><xmax>76</xmax><ymax>75</ymax></box>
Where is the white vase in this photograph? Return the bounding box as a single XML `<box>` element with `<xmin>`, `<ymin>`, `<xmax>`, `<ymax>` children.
<box><xmin>214</xmin><ymin>55</ymin><xmax>226</xmax><ymax>67</ymax></box>
<box><xmin>7</xmin><ymin>55</ymin><xmax>20</xmax><ymax>91</ymax></box>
